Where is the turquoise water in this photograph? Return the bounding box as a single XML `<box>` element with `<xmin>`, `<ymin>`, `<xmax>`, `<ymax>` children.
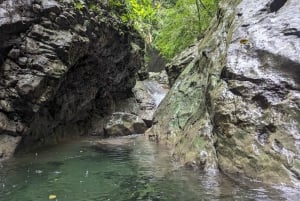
<box><xmin>0</xmin><ymin>136</ymin><xmax>298</xmax><ymax>201</ymax></box>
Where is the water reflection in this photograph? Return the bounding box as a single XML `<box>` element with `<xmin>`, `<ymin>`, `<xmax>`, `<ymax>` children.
<box><xmin>0</xmin><ymin>135</ymin><xmax>299</xmax><ymax>201</ymax></box>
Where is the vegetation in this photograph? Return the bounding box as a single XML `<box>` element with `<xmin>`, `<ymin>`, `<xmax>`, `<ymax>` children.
<box><xmin>72</xmin><ymin>0</ymin><xmax>219</xmax><ymax>59</ymax></box>
<box><xmin>116</xmin><ymin>0</ymin><xmax>218</xmax><ymax>59</ymax></box>
<box><xmin>154</xmin><ymin>0</ymin><xmax>219</xmax><ymax>59</ymax></box>
<box><xmin>121</xmin><ymin>0</ymin><xmax>160</xmax><ymax>44</ymax></box>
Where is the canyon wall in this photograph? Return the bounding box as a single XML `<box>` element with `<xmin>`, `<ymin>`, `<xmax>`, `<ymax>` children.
<box><xmin>148</xmin><ymin>0</ymin><xmax>300</xmax><ymax>185</ymax></box>
<box><xmin>0</xmin><ymin>0</ymin><xmax>143</xmax><ymax>157</ymax></box>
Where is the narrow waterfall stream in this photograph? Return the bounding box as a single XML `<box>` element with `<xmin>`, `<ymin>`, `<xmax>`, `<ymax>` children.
<box><xmin>143</xmin><ymin>81</ymin><xmax>168</xmax><ymax>107</ymax></box>
<box><xmin>0</xmin><ymin>135</ymin><xmax>298</xmax><ymax>201</ymax></box>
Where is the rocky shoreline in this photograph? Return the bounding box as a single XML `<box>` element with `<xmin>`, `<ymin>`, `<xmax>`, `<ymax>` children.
<box><xmin>1</xmin><ymin>0</ymin><xmax>300</xmax><ymax>188</ymax></box>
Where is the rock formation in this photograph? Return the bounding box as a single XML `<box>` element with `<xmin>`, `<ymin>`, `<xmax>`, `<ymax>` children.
<box><xmin>133</xmin><ymin>78</ymin><xmax>168</xmax><ymax>127</ymax></box>
<box><xmin>148</xmin><ymin>0</ymin><xmax>300</xmax><ymax>185</ymax></box>
<box><xmin>104</xmin><ymin>112</ymin><xmax>147</xmax><ymax>137</ymax></box>
<box><xmin>0</xmin><ymin>0</ymin><xmax>143</xmax><ymax>158</ymax></box>
<box><xmin>165</xmin><ymin>42</ymin><xmax>199</xmax><ymax>87</ymax></box>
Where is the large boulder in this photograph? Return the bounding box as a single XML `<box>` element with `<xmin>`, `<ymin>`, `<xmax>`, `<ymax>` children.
<box><xmin>104</xmin><ymin>112</ymin><xmax>147</xmax><ymax>136</ymax></box>
<box><xmin>148</xmin><ymin>0</ymin><xmax>300</xmax><ymax>185</ymax></box>
<box><xmin>0</xmin><ymin>0</ymin><xmax>143</xmax><ymax>153</ymax></box>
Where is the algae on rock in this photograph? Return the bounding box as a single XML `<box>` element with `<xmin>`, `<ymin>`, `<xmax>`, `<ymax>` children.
<box><xmin>148</xmin><ymin>0</ymin><xmax>300</xmax><ymax>185</ymax></box>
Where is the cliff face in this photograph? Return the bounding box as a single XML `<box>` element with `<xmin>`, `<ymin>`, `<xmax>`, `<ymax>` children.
<box><xmin>0</xmin><ymin>0</ymin><xmax>143</xmax><ymax>157</ymax></box>
<box><xmin>149</xmin><ymin>0</ymin><xmax>300</xmax><ymax>185</ymax></box>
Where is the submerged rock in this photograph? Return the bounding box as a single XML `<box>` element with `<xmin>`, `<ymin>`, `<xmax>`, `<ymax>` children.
<box><xmin>149</xmin><ymin>0</ymin><xmax>300</xmax><ymax>185</ymax></box>
<box><xmin>0</xmin><ymin>135</ymin><xmax>21</xmax><ymax>160</ymax></box>
<box><xmin>0</xmin><ymin>0</ymin><xmax>143</xmax><ymax>153</ymax></box>
<box><xmin>104</xmin><ymin>112</ymin><xmax>147</xmax><ymax>137</ymax></box>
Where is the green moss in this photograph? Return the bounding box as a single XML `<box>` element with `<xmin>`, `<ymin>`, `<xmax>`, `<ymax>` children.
<box><xmin>293</xmin><ymin>159</ymin><xmax>300</xmax><ymax>170</ymax></box>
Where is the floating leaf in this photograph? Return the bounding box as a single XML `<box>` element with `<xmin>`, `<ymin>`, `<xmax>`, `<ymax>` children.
<box><xmin>240</xmin><ymin>39</ymin><xmax>249</xmax><ymax>44</ymax></box>
<box><xmin>49</xmin><ymin>194</ymin><xmax>57</xmax><ymax>200</ymax></box>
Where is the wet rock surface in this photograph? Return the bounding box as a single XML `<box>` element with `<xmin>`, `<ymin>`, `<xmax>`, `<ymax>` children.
<box><xmin>0</xmin><ymin>135</ymin><xmax>21</xmax><ymax>160</ymax></box>
<box><xmin>148</xmin><ymin>70</ymin><xmax>169</xmax><ymax>87</ymax></box>
<box><xmin>104</xmin><ymin>112</ymin><xmax>147</xmax><ymax>137</ymax></box>
<box><xmin>165</xmin><ymin>42</ymin><xmax>199</xmax><ymax>87</ymax></box>
<box><xmin>88</xmin><ymin>78</ymin><xmax>168</xmax><ymax>136</ymax></box>
<box><xmin>149</xmin><ymin>0</ymin><xmax>300</xmax><ymax>185</ymax></box>
<box><xmin>0</xmin><ymin>0</ymin><xmax>143</xmax><ymax>152</ymax></box>
<box><xmin>133</xmin><ymin>79</ymin><xmax>168</xmax><ymax>127</ymax></box>
<box><xmin>216</xmin><ymin>0</ymin><xmax>300</xmax><ymax>185</ymax></box>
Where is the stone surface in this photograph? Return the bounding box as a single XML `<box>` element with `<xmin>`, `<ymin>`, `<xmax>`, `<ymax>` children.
<box><xmin>165</xmin><ymin>42</ymin><xmax>199</xmax><ymax>87</ymax></box>
<box><xmin>0</xmin><ymin>135</ymin><xmax>22</xmax><ymax>160</ymax></box>
<box><xmin>148</xmin><ymin>70</ymin><xmax>169</xmax><ymax>87</ymax></box>
<box><xmin>0</xmin><ymin>0</ymin><xmax>143</xmax><ymax>154</ymax></box>
<box><xmin>146</xmin><ymin>48</ymin><xmax>167</xmax><ymax>72</ymax></box>
<box><xmin>89</xmin><ymin>79</ymin><xmax>167</xmax><ymax>136</ymax></box>
<box><xmin>149</xmin><ymin>0</ymin><xmax>300</xmax><ymax>185</ymax></box>
<box><xmin>104</xmin><ymin>112</ymin><xmax>147</xmax><ymax>137</ymax></box>
<box><xmin>89</xmin><ymin>96</ymin><xmax>140</xmax><ymax>136</ymax></box>
<box><xmin>133</xmin><ymin>80</ymin><xmax>168</xmax><ymax>127</ymax></box>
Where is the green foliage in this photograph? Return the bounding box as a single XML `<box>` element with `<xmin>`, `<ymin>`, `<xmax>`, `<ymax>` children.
<box><xmin>72</xmin><ymin>0</ymin><xmax>100</xmax><ymax>12</ymax></box>
<box><xmin>70</xmin><ymin>0</ymin><xmax>218</xmax><ymax>60</ymax></box>
<box><xmin>108</xmin><ymin>0</ymin><xmax>125</xmax><ymax>10</ymax></box>
<box><xmin>73</xmin><ymin>0</ymin><xmax>86</xmax><ymax>10</ymax></box>
<box><xmin>128</xmin><ymin>0</ymin><xmax>159</xmax><ymax>23</ymax></box>
<box><xmin>123</xmin><ymin>0</ymin><xmax>160</xmax><ymax>44</ymax></box>
<box><xmin>89</xmin><ymin>3</ymin><xmax>99</xmax><ymax>13</ymax></box>
<box><xmin>155</xmin><ymin>0</ymin><xmax>219</xmax><ymax>59</ymax></box>
<box><xmin>106</xmin><ymin>0</ymin><xmax>219</xmax><ymax>60</ymax></box>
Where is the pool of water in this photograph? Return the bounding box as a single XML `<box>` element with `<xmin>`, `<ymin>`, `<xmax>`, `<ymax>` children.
<box><xmin>0</xmin><ymin>135</ymin><xmax>299</xmax><ymax>201</ymax></box>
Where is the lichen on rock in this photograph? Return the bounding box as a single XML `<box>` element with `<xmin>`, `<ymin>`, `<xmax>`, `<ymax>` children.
<box><xmin>149</xmin><ymin>0</ymin><xmax>300</xmax><ymax>185</ymax></box>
